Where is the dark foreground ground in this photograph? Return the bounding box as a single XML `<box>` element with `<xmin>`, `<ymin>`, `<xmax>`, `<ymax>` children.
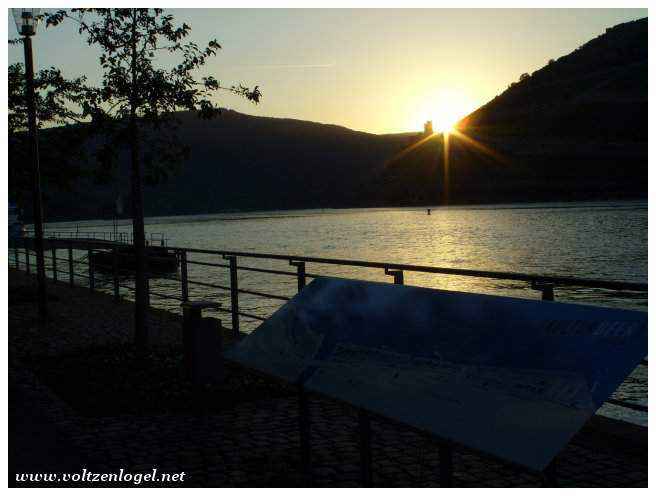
<box><xmin>8</xmin><ymin>269</ymin><xmax>647</xmax><ymax>487</ymax></box>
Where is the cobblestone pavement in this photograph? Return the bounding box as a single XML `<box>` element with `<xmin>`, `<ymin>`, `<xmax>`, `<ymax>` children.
<box><xmin>9</xmin><ymin>269</ymin><xmax>647</xmax><ymax>487</ymax></box>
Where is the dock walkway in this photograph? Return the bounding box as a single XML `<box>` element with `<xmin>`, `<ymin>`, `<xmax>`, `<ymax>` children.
<box><xmin>8</xmin><ymin>269</ymin><xmax>647</xmax><ymax>487</ymax></box>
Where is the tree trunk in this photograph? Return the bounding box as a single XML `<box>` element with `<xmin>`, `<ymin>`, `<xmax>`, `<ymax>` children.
<box><xmin>130</xmin><ymin>9</ymin><xmax>148</xmax><ymax>353</ymax></box>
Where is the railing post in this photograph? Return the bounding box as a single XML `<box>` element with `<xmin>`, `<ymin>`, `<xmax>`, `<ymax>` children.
<box><xmin>88</xmin><ymin>248</ymin><xmax>95</xmax><ymax>291</ymax></box>
<box><xmin>224</xmin><ymin>255</ymin><xmax>240</xmax><ymax>338</ymax></box>
<box><xmin>14</xmin><ymin>244</ymin><xmax>20</xmax><ymax>269</ymax></box>
<box><xmin>25</xmin><ymin>239</ymin><xmax>31</xmax><ymax>274</ymax></box>
<box><xmin>531</xmin><ymin>281</ymin><xmax>555</xmax><ymax>301</ymax></box>
<box><xmin>145</xmin><ymin>274</ymin><xmax>151</xmax><ymax>308</ymax></box>
<box><xmin>290</xmin><ymin>260</ymin><xmax>306</xmax><ymax>293</ymax></box>
<box><xmin>51</xmin><ymin>246</ymin><xmax>57</xmax><ymax>282</ymax></box>
<box><xmin>68</xmin><ymin>242</ymin><xmax>74</xmax><ymax>287</ymax></box>
<box><xmin>385</xmin><ymin>267</ymin><xmax>404</xmax><ymax>285</ymax></box>
<box><xmin>113</xmin><ymin>247</ymin><xmax>120</xmax><ymax>301</ymax></box>
<box><xmin>180</xmin><ymin>250</ymin><xmax>189</xmax><ymax>302</ymax></box>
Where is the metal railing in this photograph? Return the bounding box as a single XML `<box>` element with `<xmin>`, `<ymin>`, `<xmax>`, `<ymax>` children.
<box><xmin>24</xmin><ymin>229</ymin><xmax>168</xmax><ymax>246</ymax></box>
<box><xmin>10</xmin><ymin>236</ymin><xmax>648</xmax><ymax>414</ymax></box>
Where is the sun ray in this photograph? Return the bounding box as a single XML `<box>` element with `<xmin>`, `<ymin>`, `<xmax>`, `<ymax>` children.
<box><xmin>449</xmin><ymin>129</ymin><xmax>510</xmax><ymax>165</ymax></box>
<box><xmin>383</xmin><ymin>132</ymin><xmax>440</xmax><ymax>169</ymax></box>
<box><xmin>442</xmin><ymin>130</ymin><xmax>450</xmax><ymax>205</ymax></box>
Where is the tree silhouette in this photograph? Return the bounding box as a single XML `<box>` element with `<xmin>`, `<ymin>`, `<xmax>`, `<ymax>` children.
<box><xmin>8</xmin><ymin>61</ymin><xmax>91</xmax><ymax>207</ymax></box>
<box><xmin>44</xmin><ymin>8</ymin><xmax>261</xmax><ymax>351</ymax></box>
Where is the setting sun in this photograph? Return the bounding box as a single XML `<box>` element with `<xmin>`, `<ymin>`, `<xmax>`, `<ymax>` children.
<box><xmin>431</xmin><ymin>106</ymin><xmax>465</xmax><ymax>133</ymax></box>
<box><xmin>410</xmin><ymin>89</ymin><xmax>475</xmax><ymax>133</ymax></box>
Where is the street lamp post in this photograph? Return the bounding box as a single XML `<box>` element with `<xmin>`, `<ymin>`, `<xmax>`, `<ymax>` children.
<box><xmin>14</xmin><ymin>8</ymin><xmax>47</xmax><ymax>320</ymax></box>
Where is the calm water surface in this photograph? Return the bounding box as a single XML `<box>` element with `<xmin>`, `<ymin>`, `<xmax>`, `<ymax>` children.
<box><xmin>47</xmin><ymin>200</ymin><xmax>648</xmax><ymax>425</ymax></box>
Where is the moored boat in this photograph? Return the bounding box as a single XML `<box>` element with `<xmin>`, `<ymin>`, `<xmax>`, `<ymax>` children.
<box><xmin>90</xmin><ymin>244</ymin><xmax>179</xmax><ymax>274</ymax></box>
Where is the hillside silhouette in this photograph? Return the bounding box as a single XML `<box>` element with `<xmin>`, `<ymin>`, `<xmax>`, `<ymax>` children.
<box><xmin>41</xmin><ymin>111</ymin><xmax>416</xmax><ymax>220</ymax></box>
<box><xmin>33</xmin><ymin>17</ymin><xmax>646</xmax><ymax>221</ymax></box>
<box><xmin>459</xmin><ymin>17</ymin><xmax>646</xmax><ymax>140</ymax></box>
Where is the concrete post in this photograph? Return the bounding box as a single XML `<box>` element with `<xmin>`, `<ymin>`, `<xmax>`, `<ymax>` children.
<box><xmin>181</xmin><ymin>301</ymin><xmax>223</xmax><ymax>385</ymax></box>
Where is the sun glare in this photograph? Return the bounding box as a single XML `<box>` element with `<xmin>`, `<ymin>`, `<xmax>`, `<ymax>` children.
<box><xmin>410</xmin><ymin>89</ymin><xmax>474</xmax><ymax>134</ymax></box>
<box><xmin>432</xmin><ymin>108</ymin><xmax>462</xmax><ymax>133</ymax></box>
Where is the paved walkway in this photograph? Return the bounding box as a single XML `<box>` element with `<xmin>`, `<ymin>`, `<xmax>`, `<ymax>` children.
<box><xmin>8</xmin><ymin>269</ymin><xmax>647</xmax><ymax>487</ymax></box>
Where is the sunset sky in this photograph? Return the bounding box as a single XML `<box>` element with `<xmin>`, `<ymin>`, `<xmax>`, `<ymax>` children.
<box><xmin>7</xmin><ymin>8</ymin><xmax>647</xmax><ymax>134</ymax></box>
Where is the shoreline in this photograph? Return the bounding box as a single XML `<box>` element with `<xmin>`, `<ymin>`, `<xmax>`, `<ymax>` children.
<box><xmin>31</xmin><ymin>198</ymin><xmax>649</xmax><ymax>230</ymax></box>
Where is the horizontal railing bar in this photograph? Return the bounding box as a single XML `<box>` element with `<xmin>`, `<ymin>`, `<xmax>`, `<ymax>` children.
<box><xmin>235</xmin><ymin>265</ymin><xmax>298</xmax><ymax>277</ymax></box>
<box><xmin>92</xmin><ymin>265</ymin><xmax>114</xmax><ymax>272</ymax></box>
<box><xmin>605</xmin><ymin>399</ymin><xmax>647</xmax><ymax>412</ymax></box>
<box><xmin>186</xmin><ymin>278</ymin><xmax>231</xmax><ymax>291</ymax></box>
<box><xmin>237</xmin><ymin>288</ymin><xmax>291</xmax><ymax>301</ymax></box>
<box><xmin>148</xmin><ymin>290</ymin><xmax>183</xmax><ymax>301</ymax></box>
<box><xmin>186</xmin><ymin>260</ymin><xmax>230</xmax><ymax>269</ymax></box>
<box><xmin>238</xmin><ymin>311</ymin><xmax>267</xmax><ymax>322</ymax></box>
<box><xmin>214</xmin><ymin>307</ymin><xmax>267</xmax><ymax>322</ymax></box>
<box><xmin>145</xmin><ymin>273</ymin><xmax>182</xmax><ymax>283</ymax></box>
<box><xmin>162</xmin><ymin>246</ymin><xmax>649</xmax><ymax>293</ymax></box>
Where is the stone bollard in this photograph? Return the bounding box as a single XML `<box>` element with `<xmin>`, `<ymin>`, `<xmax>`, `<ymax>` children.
<box><xmin>181</xmin><ymin>301</ymin><xmax>224</xmax><ymax>385</ymax></box>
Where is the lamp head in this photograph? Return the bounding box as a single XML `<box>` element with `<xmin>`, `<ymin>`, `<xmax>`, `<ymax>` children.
<box><xmin>13</xmin><ymin>8</ymin><xmax>41</xmax><ymax>37</ymax></box>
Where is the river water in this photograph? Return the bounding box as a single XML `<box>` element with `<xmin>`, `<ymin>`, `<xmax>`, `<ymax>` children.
<box><xmin>45</xmin><ymin>200</ymin><xmax>648</xmax><ymax>425</ymax></box>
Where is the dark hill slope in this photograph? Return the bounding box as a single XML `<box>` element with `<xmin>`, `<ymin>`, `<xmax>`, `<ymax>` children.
<box><xmin>41</xmin><ymin>111</ymin><xmax>415</xmax><ymax>220</ymax></box>
<box><xmin>144</xmin><ymin>111</ymin><xmax>414</xmax><ymax>215</ymax></box>
<box><xmin>459</xmin><ymin>17</ymin><xmax>647</xmax><ymax>141</ymax></box>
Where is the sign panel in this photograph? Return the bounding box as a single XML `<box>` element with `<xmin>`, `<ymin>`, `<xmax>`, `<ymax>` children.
<box><xmin>225</xmin><ymin>277</ymin><xmax>647</xmax><ymax>471</ymax></box>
